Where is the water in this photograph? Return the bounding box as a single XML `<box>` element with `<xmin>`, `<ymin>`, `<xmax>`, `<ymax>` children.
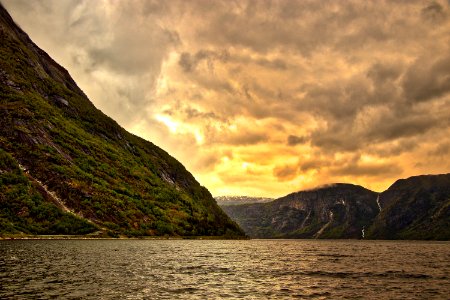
<box><xmin>1</xmin><ymin>239</ymin><xmax>449</xmax><ymax>299</ymax></box>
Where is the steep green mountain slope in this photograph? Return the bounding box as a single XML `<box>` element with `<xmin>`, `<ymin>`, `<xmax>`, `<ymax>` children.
<box><xmin>367</xmin><ymin>174</ymin><xmax>450</xmax><ymax>240</ymax></box>
<box><xmin>0</xmin><ymin>149</ymin><xmax>96</xmax><ymax>234</ymax></box>
<box><xmin>222</xmin><ymin>184</ymin><xmax>379</xmax><ymax>239</ymax></box>
<box><xmin>0</xmin><ymin>4</ymin><xmax>244</xmax><ymax>237</ymax></box>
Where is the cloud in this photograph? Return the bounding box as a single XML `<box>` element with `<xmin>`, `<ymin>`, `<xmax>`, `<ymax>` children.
<box><xmin>191</xmin><ymin>152</ymin><xmax>221</xmax><ymax>172</ymax></box>
<box><xmin>220</xmin><ymin>131</ymin><xmax>269</xmax><ymax>146</ymax></box>
<box><xmin>403</xmin><ymin>53</ymin><xmax>450</xmax><ymax>103</ymax></box>
<box><xmin>332</xmin><ymin>161</ymin><xmax>403</xmax><ymax>178</ymax></box>
<box><xmin>3</xmin><ymin>0</ymin><xmax>181</xmax><ymax>128</ymax></box>
<box><xmin>287</xmin><ymin>135</ymin><xmax>308</xmax><ymax>146</ymax></box>
<box><xmin>422</xmin><ymin>1</ymin><xmax>448</xmax><ymax>23</ymax></box>
<box><xmin>178</xmin><ymin>50</ymin><xmax>229</xmax><ymax>73</ymax></box>
<box><xmin>273</xmin><ymin>164</ymin><xmax>298</xmax><ymax>182</ymax></box>
<box><xmin>4</xmin><ymin>0</ymin><xmax>450</xmax><ymax>197</ymax></box>
<box><xmin>366</xmin><ymin>61</ymin><xmax>404</xmax><ymax>86</ymax></box>
<box><xmin>430</xmin><ymin>141</ymin><xmax>450</xmax><ymax>156</ymax></box>
<box><xmin>299</xmin><ymin>158</ymin><xmax>327</xmax><ymax>173</ymax></box>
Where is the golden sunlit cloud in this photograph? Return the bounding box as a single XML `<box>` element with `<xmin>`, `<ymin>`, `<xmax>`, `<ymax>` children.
<box><xmin>4</xmin><ymin>0</ymin><xmax>450</xmax><ymax>198</ymax></box>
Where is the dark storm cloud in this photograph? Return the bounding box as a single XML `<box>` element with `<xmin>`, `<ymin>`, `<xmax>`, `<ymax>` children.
<box><xmin>422</xmin><ymin>1</ymin><xmax>447</xmax><ymax>22</ymax></box>
<box><xmin>180</xmin><ymin>51</ymin><xmax>290</xmax><ymax>72</ymax></box>
<box><xmin>178</xmin><ymin>52</ymin><xmax>195</xmax><ymax>73</ymax></box>
<box><xmin>298</xmin><ymin>49</ymin><xmax>450</xmax><ymax>152</ymax></box>
<box><xmin>4</xmin><ymin>0</ymin><xmax>450</xmax><ymax>196</ymax></box>
<box><xmin>308</xmin><ymin>101</ymin><xmax>449</xmax><ymax>153</ymax></box>
<box><xmin>223</xmin><ymin>131</ymin><xmax>268</xmax><ymax>146</ymax></box>
<box><xmin>297</xmin><ymin>154</ymin><xmax>403</xmax><ymax>179</ymax></box>
<box><xmin>366</xmin><ymin>61</ymin><xmax>404</xmax><ymax>86</ymax></box>
<box><xmin>299</xmin><ymin>159</ymin><xmax>327</xmax><ymax>172</ymax></box>
<box><xmin>184</xmin><ymin>107</ymin><xmax>224</xmax><ymax>121</ymax></box>
<box><xmin>273</xmin><ymin>164</ymin><xmax>298</xmax><ymax>181</ymax></box>
<box><xmin>192</xmin><ymin>152</ymin><xmax>221</xmax><ymax>172</ymax></box>
<box><xmin>193</xmin><ymin>0</ymin><xmax>430</xmax><ymax>56</ymax></box>
<box><xmin>254</xmin><ymin>57</ymin><xmax>288</xmax><ymax>70</ymax></box>
<box><xmin>302</xmin><ymin>78</ymin><xmax>372</xmax><ymax>121</ymax></box>
<box><xmin>403</xmin><ymin>54</ymin><xmax>450</xmax><ymax>103</ymax></box>
<box><xmin>287</xmin><ymin>135</ymin><xmax>308</xmax><ymax>146</ymax></box>
<box><xmin>366</xmin><ymin>139</ymin><xmax>418</xmax><ymax>157</ymax></box>
<box><xmin>180</xmin><ymin>0</ymin><xmax>450</xmax><ymax>156</ymax></box>
<box><xmin>333</xmin><ymin>161</ymin><xmax>403</xmax><ymax>178</ymax></box>
<box><xmin>366</xmin><ymin>113</ymin><xmax>445</xmax><ymax>142</ymax></box>
<box><xmin>431</xmin><ymin>141</ymin><xmax>450</xmax><ymax>156</ymax></box>
<box><xmin>178</xmin><ymin>50</ymin><xmax>229</xmax><ymax>73</ymax></box>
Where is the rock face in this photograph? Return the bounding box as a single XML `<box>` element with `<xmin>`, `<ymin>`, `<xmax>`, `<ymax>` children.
<box><xmin>0</xmin><ymin>4</ymin><xmax>244</xmax><ymax>237</ymax></box>
<box><xmin>223</xmin><ymin>175</ymin><xmax>450</xmax><ymax>240</ymax></box>
<box><xmin>222</xmin><ymin>184</ymin><xmax>379</xmax><ymax>239</ymax></box>
<box><xmin>367</xmin><ymin>174</ymin><xmax>450</xmax><ymax>240</ymax></box>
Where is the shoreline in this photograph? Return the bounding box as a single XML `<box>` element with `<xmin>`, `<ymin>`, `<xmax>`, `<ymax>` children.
<box><xmin>0</xmin><ymin>234</ymin><xmax>249</xmax><ymax>240</ymax></box>
<box><xmin>1</xmin><ymin>235</ymin><xmax>448</xmax><ymax>242</ymax></box>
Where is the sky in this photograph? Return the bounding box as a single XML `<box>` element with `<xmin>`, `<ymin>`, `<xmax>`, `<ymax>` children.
<box><xmin>3</xmin><ymin>0</ymin><xmax>450</xmax><ymax>198</ymax></box>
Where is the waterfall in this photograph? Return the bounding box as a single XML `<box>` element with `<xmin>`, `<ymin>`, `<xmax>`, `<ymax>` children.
<box><xmin>376</xmin><ymin>195</ymin><xmax>382</xmax><ymax>212</ymax></box>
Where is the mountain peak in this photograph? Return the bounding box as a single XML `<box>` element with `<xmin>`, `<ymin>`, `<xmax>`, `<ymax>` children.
<box><xmin>0</xmin><ymin>3</ymin><xmax>244</xmax><ymax>238</ymax></box>
<box><xmin>222</xmin><ymin>174</ymin><xmax>450</xmax><ymax>240</ymax></box>
<box><xmin>299</xmin><ymin>182</ymin><xmax>373</xmax><ymax>193</ymax></box>
<box><xmin>223</xmin><ymin>182</ymin><xmax>379</xmax><ymax>239</ymax></box>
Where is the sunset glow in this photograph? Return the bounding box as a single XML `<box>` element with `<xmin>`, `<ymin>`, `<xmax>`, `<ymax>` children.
<box><xmin>5</xmin><ymin>0</ymin><xmax>450</xmax><ymax>197</ymax></box>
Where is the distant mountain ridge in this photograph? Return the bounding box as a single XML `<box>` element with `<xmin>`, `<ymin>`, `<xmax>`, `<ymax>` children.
<box><xmin>0</xmin><ymin>3</ymin><xmax>244</xmax><ymax>237</ymax></box>
<box><xmin>222</xmin><ymin>174</ymin><xmax>450</xmax><ymax>240</ymax></box>
<box><xmin>215</xmin><ymin>196</ymin><xmax>274</xmax><ymax>206</ymax></box>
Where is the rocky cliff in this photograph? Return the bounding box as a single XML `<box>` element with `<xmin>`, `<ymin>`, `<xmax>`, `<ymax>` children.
<box><xmin>367</xmin><ymin>174</ymin><xmax>450</xmax><ymax>240</ymax></box>
<box><xmin>0</xmin><ymin>3</ymin><xmax>244</xmax><ymax>237</ymax></box>
<box><xmin>223</xmin><ymin>175</ymin><xmax>450</xmax><ymax>240</ymax></box>
<box><xmin>222</xmin><ymin>184</ymin><xmax>379</xmax><ymax>239</ymax></box>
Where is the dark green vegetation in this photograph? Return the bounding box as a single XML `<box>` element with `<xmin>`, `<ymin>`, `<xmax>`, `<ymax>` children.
<box><xmin>0</xmin><ymin>149</ymin><xmax>96</xmax><ymax>235</ymax></box>
<box><xmin>0</xmin><ymin>4</ymin><xmax>243</xmax><ymax>238</ymax></box>
<box><xmin>221</xmin><ymin>174</ymin><xmax>450</xmax><ymax>240</ymax></box>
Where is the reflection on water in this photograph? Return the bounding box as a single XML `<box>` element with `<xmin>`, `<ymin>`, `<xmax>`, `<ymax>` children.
<box><xmin>1</xmin><ymin>239</ymin><xmax>449</xmax><ymax>299</ymax></box>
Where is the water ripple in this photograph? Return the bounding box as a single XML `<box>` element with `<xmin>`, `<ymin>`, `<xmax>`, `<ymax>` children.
<box><xmin>0</xmin><ymin>239</ymin><xmax>449</xmax><ymax>299</ymax></box>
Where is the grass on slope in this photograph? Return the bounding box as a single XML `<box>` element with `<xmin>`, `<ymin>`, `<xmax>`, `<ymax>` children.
<box><xmin>0</xmin><ymin>10</ymin><xmax>243</xmax><ymax>237</ymax></box>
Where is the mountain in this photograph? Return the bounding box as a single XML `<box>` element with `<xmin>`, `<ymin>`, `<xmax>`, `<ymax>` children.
<box><xmin>223</xmin><ymin>175</ymin><xmax>450</xmax><ymax>240</ymax></box>
<box><xmin>367</xmin><ymin>174</ymin><xmax>450</xmax><ymax>240</ymax></box>
<box><xmin>0</xmin><ymin>4</ymin><xmax>244</xmax><ymax>238</ymax></box>
<box><xmin>215</xmin><ymin>196</ymin><xmax>274</xmax><ymax>206</ymax></box>
<box><xmin>222</xmin><ymin>184</ymin><xmax>379</xmax><ymax>239</ymax></box>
